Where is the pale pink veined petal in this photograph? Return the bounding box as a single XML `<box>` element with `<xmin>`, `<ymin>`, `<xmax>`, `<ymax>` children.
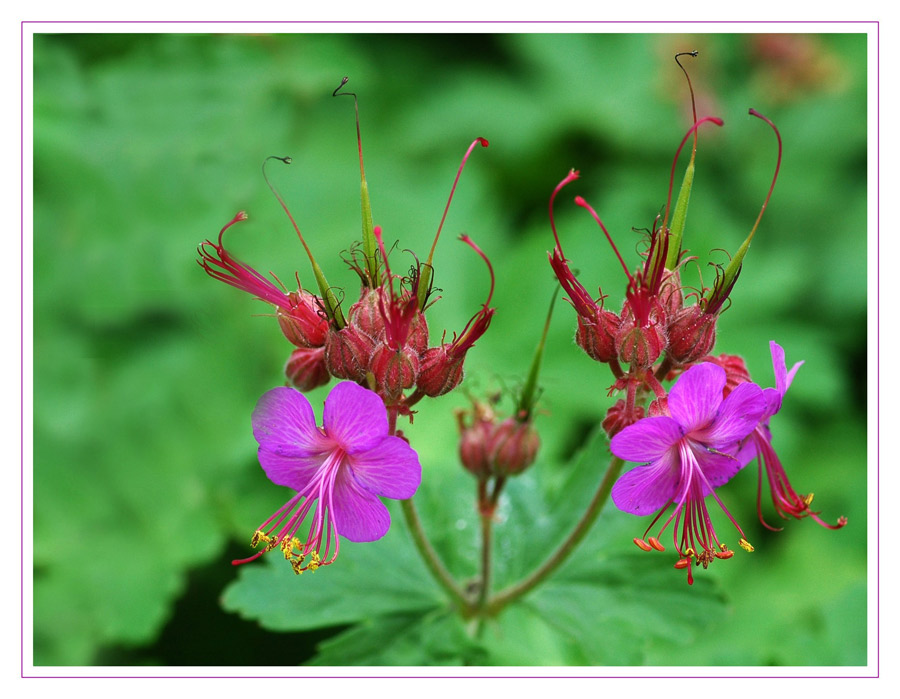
<box><xmin>253</xmin><ymin>386</ymin><xmax>331</xmax><ymax>457</ymax></box>
<box><xmin>667</xmin><ymin>363</ymin><xmax>725</xmax><ymax>433</ymax></box>
<box><xmin>256</xmin><ymin>448</ymin><xmax>328</xmax><ymax>492</ymax></box>
<box><xmin>330</xmin><ymin>466</ymin><xmax>392</xmax><ymax>542</ymax></box>
<box><xmin>611</xmin><ymin>416</ymin><xmax>683</xmax><ymax>463</ymax></box>
<box><xmin>611</xmin><ymin>448</ymin><xmax>682</xmax><ymax>516</ymax></box>
<box><xmin>347</xmin><ymin>435</ymin><xmax>421</xmax><ymax>500</ymax></box>
<box><xmin>692</xmin><ymin>381</ymin><xmax>765</xmax><ymax>447</ymax></box>
<box><xmin>323</xmin><ymin>381</ymin><xmax>390</xmax><ymax>454</ymax></box>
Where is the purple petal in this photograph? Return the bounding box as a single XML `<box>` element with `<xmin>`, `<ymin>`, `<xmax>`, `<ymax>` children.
<box><xmin>769</xmin><ymin>340</ymin><xmax>787</xmax><ymax>393</ymax></box>
<box><xmin>253</xmin><ymin>387</ymin><xmax>331</xmax><ymax>457</ymax></box>
<box><xmin>256</xmin><ymin>449</ymin><xmax>326</xmax><ymax>492</ymax></box>
<box><xmin>611</xmin><ymin>449</ymin><xmax>682</xmax><ymax>515</ymax></box>
<box><xmin>348</xmin><ymin>436</ymin><xmax>421</xmax><ymax>500</ymax></box>
<box><xmin>323</xmin><ymin>382</ymin><xmax>389</xmax><ymax>454</ymax></box>
<box><xmin>331</xmin><ymin>466</ymin><xmax>391</xmax><ymax>542</ymax></box>
<box><xmin>694</xmin><ymin>446</ymin><xmax>745</xmax><ymax>494</ymax></box>
<box><xmin>760</xmin><ymin>386</ymin><xmax>783</xmax><ymax>421</ymax></box>
<box><xmin>611</xmin><ymin>416</ymin><xmax>683</xmax><ymax>463</ymax></box>
<box><xmin>692</xmin><ymin>381</ymin><xmax>765</xmax><ymax>447</ymax></box>
<box><xmin>770</xmin><ymin>340</ymin><xmax>804</xmax><ymax>396</ymax></box>
<box><xmin>668</xmin><ymin>363</ymin><xmax>725</xmax><ymax>432</ymax></box>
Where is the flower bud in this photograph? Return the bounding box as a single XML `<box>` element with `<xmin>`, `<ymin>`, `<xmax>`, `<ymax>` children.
<box><xmin>659</xmin><ymin>268</ymin><xmax>684</xmax><ymax>318</ymax></box>
<box><xmin>277</xmin><ymin>291</ymin><xmax>329</xmax><ymax>348</ymax></box>
<box><xmin>602</xmin><ymin>399</ymin><xmax>645</xmax><ymax>438</ymax></box>
<box><xmin>405</xmin><ymin>309</ymin><xmax>429</xmax><ymax>356</ymax></box>
<box><xmin>370</xmin><ymin>343</ymin><xmax>419</xmax><ymax>402</ymax></box>
<box><xmin>348</xmin><ymin>287</ymin><xmax>386</xmax><ymax>341</ymax></box>
<box><xmin>457</xmin><ymin>402</ymin><xmax>495</xmax><ymax>478</ymax></box>
<box><xmin>491</xmin><ymin>418</ymin><xmax>540</xmax><ymax>476</ymax></box>
<box><xmin>417</xmin><ymin>345</ymin><xmax>464</xmax><ymax>397</ymax></box>
<box><xmin>666</xmin><ymin>305</ymin><xmax>717</xmax><ymax>365</ymax></box>
<box><xmin>615</xmin><ymin>314</ymin><xmax>667</xmax><ymax>368</ymax></box>
<box><xmin>324</xmin><ymin>325</ymin><xmax>376</xmax><ymax>382</ymax></box>
<box><xmin>575</xmin><ymin>311</ymin><xmax>620</xmax><ymax>363</ymax></box>
<box><xmin>284</xmin><ymin>346</ymin><xmax>330</xmax><ymax>391</ymax></box>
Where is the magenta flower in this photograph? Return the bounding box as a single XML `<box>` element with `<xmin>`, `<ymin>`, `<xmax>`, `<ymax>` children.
<box><xmin>233</xmin><ymin>381</ymin><xmax>421</xmax><ymax>573</ymax></box>
<box><xmin>746</xmin><ymin>341</ymin><xmax>847</xmax><ymax>531</ymax></box>
<box><xmin>610</xmin><ymin>362</ymin><xmax>766</xmax><ymax>583</ymax></box>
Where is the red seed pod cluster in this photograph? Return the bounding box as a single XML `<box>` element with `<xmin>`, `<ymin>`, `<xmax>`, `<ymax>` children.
<box><xmin>544</xmin><ymin>108</ymin><xmax>778</xmax><ymax>439</ymax></box>
<box><xmin>199</xmin><ymin>122</ymin><xmax>494</xmax><ymax>414</ymax></box>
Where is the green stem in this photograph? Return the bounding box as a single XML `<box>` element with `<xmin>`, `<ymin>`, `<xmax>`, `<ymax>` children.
<box><xmin>400</xmin><ymin>498</ymin><xmax>472</xmax><ymax>614</ymax></box>
<box><xmin>484</xmin><ymin>455</ymin><xmax>625</xmax><ymax>615</ymax></box>
<box><xmin>477</xmin><ymin>509</ymin><xmax>493</xmax><ymax>609</ymax></box>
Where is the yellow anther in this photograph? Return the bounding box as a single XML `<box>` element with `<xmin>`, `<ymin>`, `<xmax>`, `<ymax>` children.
<box><xmin>739</xmin><ymin>538</ymin><xmax>754</xmax><ymax>553</ymax></box>
<box><xmin>803</xmin><ymin>493</ymin><xmax>815</xmax><ymax>506</ymax></box>
<box><xmin>251</xmin><ymin>530</ymin><xmax>267</xmax><ymax>547</ymax></box>
<box><xmin>290</xmin><ymin>559</ymin><xmax>303</xmax><ymax>575</ymax></box>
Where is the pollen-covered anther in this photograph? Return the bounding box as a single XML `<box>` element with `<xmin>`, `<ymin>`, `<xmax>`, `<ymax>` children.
<box><xmin>250</xmin><ymin>530</ymin><xmax>267</xmax><ymax>548</ymax></box>
<box><xmin>803</xmin><ymin>493</ymin><xmax>815</xmax><ymax>506</ymax></box>
<box><xmin>648</xmin><ymin>536</ymin><xmax>665</xmax><ymax>552</ymax></box>
<box><xmin>633</xmin><ymin>537</ymin><xmax>653</xmax><ymax>552</ymax></box>
<box><xmin>739</xmin><ymin>537</ymin><xmax>755</xmax><ymax>553</ymax></box>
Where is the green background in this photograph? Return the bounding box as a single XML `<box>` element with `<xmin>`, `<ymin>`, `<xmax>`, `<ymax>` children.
<box><xmin>32</xmin><ymin>32</ymin><xmax>868</xmax><ymax>667</ymax></box>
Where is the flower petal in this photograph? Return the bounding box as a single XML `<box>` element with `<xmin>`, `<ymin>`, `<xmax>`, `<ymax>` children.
<box><xmin>330</xmin><ymin>466</ymin><xmax>391</xmax><ymax>542</ymax></box>
<box><xmin>693</xmin><ymin>381</ymin><xmax>765</xmax><ymax>447</ymax></box>
<box><xmin>770</xmin><ymin>340</ymin><xmax>804</xmax><ymax>396</ymax></box>
<box><xmin>323</xmin><ymin>381</ymin><xmax>390</xmax><ymax>453</ymax></box>
<box><xmin>256</xmin><ymin>448</ymin><xmax>326</xmax><ymax>492</ymax></box>
<box><xmin>611</xmin><ymin>416</ymin><xmax>683</xmax><ymax>463</ymax></box>
<box><xmin>695</xmin><ymin>447</ymin><xmax>744</xmax><ymax>494</ymax></box>
<box><xmin>253</xmin><ymin>387</ymin><xmax>330</xmax><ymax>457</ymax></box>
<box><xmin>668</xmin><ymin>363</ymin><xmax>725</xmax><ymax>432</ymax></box>
<box><xmin>611</xmin><ymin>448</ymin><xmax>682</xmax><ymax>516</ymax></box>
<box><xmin>348</xmin><ymin>436</ymin><xmax>421</xmax><ymax>500</ymax></box>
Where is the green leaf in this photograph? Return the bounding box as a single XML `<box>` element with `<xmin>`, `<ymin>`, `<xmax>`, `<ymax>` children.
<box><xmin>309</xmin><ymin>610</ymin><xmax>485</xmax><ymax>666</ymax></box>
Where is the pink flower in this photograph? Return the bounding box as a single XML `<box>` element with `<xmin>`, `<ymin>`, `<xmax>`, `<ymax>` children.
<box><xmin>233</xmin><ymin>381</ymin><xmax>421</xmax><ymax>573</ymax></box>
<box><xmin>610</xmin><ymin>362</ymin><xmax>766</xmax><ymax>583</ymax></box>
<box><xmin>746</xmin><ymin>341</ymin><xmax>847</xmax><ymax>531</ymax></box>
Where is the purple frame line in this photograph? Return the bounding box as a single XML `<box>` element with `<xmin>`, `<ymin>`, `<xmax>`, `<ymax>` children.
<box><xmin>20</xmin><ymin>20</ymin><xmax>880</xmax><ymax>680</ymax></box>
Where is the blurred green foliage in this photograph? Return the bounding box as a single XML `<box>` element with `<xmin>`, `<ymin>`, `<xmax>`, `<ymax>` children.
<box><xmin>32</xmin><ymin>32</ymin><xmax>868</xmax><ymax>667</ymax></box>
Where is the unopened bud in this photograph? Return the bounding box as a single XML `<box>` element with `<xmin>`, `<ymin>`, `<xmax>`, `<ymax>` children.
<box><xmin>324</xmin><ymin>325</ymin><xmax>375</xmax><ymax>382</ymax></box>
<box><xmin>602</xmin><ymin>399</ymin><xmax>645</xmax><ymax>438</ymax></box>
<box><xmin>370</xmin><ymin>343</ymin><xmax>419</xmax><ymax>402</ymax></box>
<box><xmin>659</xmin><ymin>268</ymin><xmax>684</xmax><ymax>318</ymax></box>
<box><xmin>491</xmin><ymin>418</ymin><xmax>540</xmax><ymax>476</ymax></box>
<box><xmin>417</xmin><ymin>345</ymin><xmax>464</xmax><ymax>397</ymax></box>
<box><xmin>284</xmin><ymin>346</ymin><xmax>330</xmax><ymax>391</ymax></box>
<box><xmin>457</xmin><ymin>403</ymin><xmax>495</xmax><ymax>477</ymax></box>
<box><xmin>348</xmin><ymin>287</ymin><xmax>386</xmax><ymax>341</ymax></box>
<box><xmin>277</xmin><ymin>291</ymin><xmax>329</xmax><ymax>348</ymax></box>
<box><xmin>575</xmin><ymin>311</ymin><xmax>620</xmax><ymax>363</ymax></box>
<box><xmin>666</xmin><ymin>305</ymin><xmax>717</xmax><ymax>365</ymax></box>
<box><xmin>615</xmin><ymin>315</ymin><xmax>666</xmax><ymax>368</ymax></box>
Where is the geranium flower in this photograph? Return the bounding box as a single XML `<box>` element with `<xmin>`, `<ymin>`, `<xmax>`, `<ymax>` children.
<box><xmin>233</xmin><ymin>381</ymin><xmax>421</xmax><ymax>573</ymax></box>
<box><xmin>610</xmin><ymin>362</ymin><xmax>766</xmax><ymax>583</ymax></box>
<box><xmin>746</xmin><ymin>341</ymin><xmax>847</xmax><ymax>530</ymax></box>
